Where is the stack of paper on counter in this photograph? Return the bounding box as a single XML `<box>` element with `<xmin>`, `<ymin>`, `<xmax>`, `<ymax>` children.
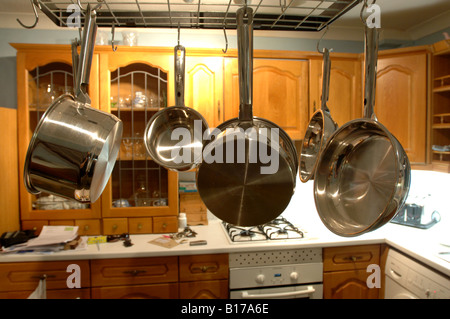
<box><xmin>1</xmin><ymin>226</ymin><xmax>86</xmax><ymax>254</ymax></box>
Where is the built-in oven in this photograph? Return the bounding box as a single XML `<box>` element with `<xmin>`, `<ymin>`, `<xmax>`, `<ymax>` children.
<box><xmin>228</xmin><ymin>248</ymin><xmax>323</xmax><ymax>299</ymax></box>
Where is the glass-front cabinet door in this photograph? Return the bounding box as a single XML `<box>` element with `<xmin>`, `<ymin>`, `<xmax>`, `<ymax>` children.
<box><xmin>14</xmin><ymin>44</ymin><xmax>101</xmax><ymax>234</ymax></box>
<box><xmin>99</xmin><ymin>49</ymin><xmax>178</xmax><ymax>234</ymax></box>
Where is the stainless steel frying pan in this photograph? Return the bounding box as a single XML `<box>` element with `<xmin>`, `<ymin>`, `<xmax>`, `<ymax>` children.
<box><xmin>313</xmin><ymin>26</ymin><xmax>411</xmax><ymax>237</ymax></box>
<box><xmin>196</xmin><ymin>7</ymin><xmax>298</xmax><ymax>226</ymax></box>
<box><xmin>144</xmin><ymin>44</ymin><xmax>209</xmax><ymax>171</ymax></box>
<box><xmin>299</xmin><ymin>48</ymin><xmax>338</xmax><ymax>182</ymax></box>
<box><xmin>24</xmin><ymin>5</ymin><xmax>123</xmax><ymax>203</ymax></box>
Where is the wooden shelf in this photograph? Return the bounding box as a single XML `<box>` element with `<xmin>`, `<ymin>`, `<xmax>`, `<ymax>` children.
<box><xmin>433</xmin><ymin>85</ymin><xmax>450</xmax><ymax>93</ymax></box>
<box><xmin>111</xmin><ymin>107</ymin><xmax>161</xmax><ymax>112</ymax></box>
<box><xmin>432</xmin><ymin>123</ymin><xmax>450</xmax><ymax>129</ymax></box>
<box><xmin>432</xmin><ymin>150</ymin><xmax>450</xmax><ymax>155</ymax></box>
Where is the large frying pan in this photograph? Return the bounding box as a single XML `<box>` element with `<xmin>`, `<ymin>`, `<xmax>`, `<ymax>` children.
<box><xmin>196</xmin><ymin>7</ymin><xmax>298</xmax><ymax>227</ymax></box>
<box><xmin>24</xmin><ymin>5</ymin><xmax>123</xmax><ymax>203</ymax></box>
<box><xmin>144</xmin><ymin>43</ymin><xmax>209</xmax><ymax>171</ymax></box>
<box><xmin>313</xmin><ymin>26</ymin><xmax>411</xmax><ymax>237</ymax></box>
<box><xmin>299</xmin><ymin>48</ymin><xmax>338</xmax><ymax>182</ymax></box>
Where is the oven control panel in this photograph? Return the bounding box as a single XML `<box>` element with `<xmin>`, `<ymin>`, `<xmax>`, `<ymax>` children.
<box><xmin>229</xmin><ymin>263</ymin><xmax>323</xmax><ymax>289</ymax></box>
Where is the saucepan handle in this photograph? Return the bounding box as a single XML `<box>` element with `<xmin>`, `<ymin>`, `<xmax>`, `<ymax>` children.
<box><xmin>71</xmin><ymin>39</ymin><xmax>79</xmax><ymax>95</ymax></box>
<box><xmin>321</xmin><ymin>48</ymin><xmax>331</xmax><ymax>112</ymax></box>
<box><xmin>363</xmin><ymin>26</ymin><xmax>379</xmax><ymax>120</ymax></box>
<box><xmin>236</xmin><ymin>6</ymin><xmax>253</xmax><ymax>123</ymax></box>
<box><xmin>174</xmin><ymin>44</ymin><xmax>186</xmax><ymax>107</ymax></box>
<box><xmin>75</xmin><ymin>4</ymin><xmax>98</xmax><ymax>104</ymax></box>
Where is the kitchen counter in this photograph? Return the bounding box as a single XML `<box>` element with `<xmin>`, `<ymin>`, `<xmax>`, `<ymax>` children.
<box><xmin>1</xmin><ymin>219</ymin><xmax>449</xmax><ymax>277</ymax></box>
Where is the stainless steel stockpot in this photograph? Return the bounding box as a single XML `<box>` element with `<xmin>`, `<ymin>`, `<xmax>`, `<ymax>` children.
<box><xmin>24</xmin><ymin>5</ymin><xmax>123</xmax><ymax>203</ymax></box>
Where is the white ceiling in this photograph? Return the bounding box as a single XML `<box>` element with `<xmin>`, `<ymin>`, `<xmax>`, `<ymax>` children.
<box><xmin>1</xmin><ymin>0</ymin><xmax>450</xmax><ymax>42</ymax></box>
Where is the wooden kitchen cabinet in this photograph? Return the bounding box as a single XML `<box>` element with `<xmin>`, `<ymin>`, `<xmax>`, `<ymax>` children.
<box><xmin>0</xmin><ymin>260</ymin><xmax>90</xmax><ymax>299</ymax></box>
<box><xmin>309</xmin><ymin>54</ymin><xmax>362</xmax><ymax>127</ymax></box>
<box><xmin>12</xmin><ymin>43</ymin><xmax>102</xmax><ymax>225</ymax></box>
<box><xmin>98</xmin><ymin>48</ymin><xmax>178</xmax><ymax>234</ymax></box>
<box><xmin>179</xmin><ymin>254</ymin><xmax>229</xmax><ymax>299</ymax></box>
<box><xmin>224</xmin><ymin>57</ymin><xmax>309</xmax><ymax>140</ymax></box>
<box><xmin>376</xmin><ymin>47</ymin><xmax>429</xmax><ymax>164</ymax></box>
<box><xmin>323</xmin><ymin>244</ymin><xmax>381</xmax><ymax>299</ymax></box>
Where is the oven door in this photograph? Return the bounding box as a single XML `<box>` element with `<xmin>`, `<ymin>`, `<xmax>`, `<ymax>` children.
<box><xmin>230</xmin><ymin>284</ymin><xmax>323</xmax><ymax>299</ymax></box>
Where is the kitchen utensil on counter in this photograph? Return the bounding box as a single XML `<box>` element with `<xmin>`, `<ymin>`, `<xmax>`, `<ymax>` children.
<box><xmin>313</xmin><ymin>26</ymin><xmax>411</xmax><ymax>237</ymax></box>
<box><xmin>299</xmin><ymin>48</ymin><xmax>338</xmax><ymax>182</ymax></box>
<box><xmin>23</xmin><ymin>4</ymin><xmax>123</xmax><ymax>203</ymax></box>
<box><xmin>196</xmin><ymin>7</ymin><xmax>298</xmax><ymax>227</ymax></box>
<box><xmin>144</xmin><ymin>39</ymin><xmax>209</xmax><ymax>171</ymax></box>
<box><xmin>391</xmin><ymin>202</ymin><xmax>441</xmax><ymax>229</ymax></box>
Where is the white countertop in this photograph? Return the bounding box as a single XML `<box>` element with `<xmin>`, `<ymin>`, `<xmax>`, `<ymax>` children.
<box><xmin>1</xmin><ymin>219</ymin><xmax>449</xmax><ymax>277</ymax></box>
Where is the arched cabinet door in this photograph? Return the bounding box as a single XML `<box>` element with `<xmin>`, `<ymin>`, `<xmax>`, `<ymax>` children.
<box><xmin>98</xmin><ymin>48</ymin><xmax>178</xmax><ymax>234</ymax></box>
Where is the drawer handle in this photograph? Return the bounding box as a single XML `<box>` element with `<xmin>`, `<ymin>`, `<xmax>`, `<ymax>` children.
<box><xmin>31</xmin><ymin>274</ymin><xmax>56</xmax><ymax>280</ymax></box>
<box><xmin>83</xmin><ymin>225</ymin><xmax>90</xmax><ymax>231</ymax></box>
<box><xmin>192</xmin><ymin>265</ymin><xmax>217</xmax><ymax>273</ymax></box>
<box><xmin>137</xmin><ymin>223</ymin><xmax>143</xmax><ymax>230</ymax></box>
<box><xmin>123</xmin><ymin>270</ymin><xmax>147</xmax><ymax>276</ymax></box>
<box><xmin>112</xmin><ymin>224</ymin><xmax>118</xmax><ymax>230</ymax></box>
<box><xmin>345</xmin><ymin>255</ymin><xmax>363</xmax><ymax>262</ymax></box>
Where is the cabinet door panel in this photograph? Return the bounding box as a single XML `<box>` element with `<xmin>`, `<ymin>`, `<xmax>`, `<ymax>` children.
<box><xmin>185</xmin><ymin>56</ymin><xmax>223</xmax><ymax>128</ymax></box>
<box><xmin>91</xmin><ymin>283</ymin><xmax>178</xmax><ymax>299</ymax></box>
<box><xmin>224</xmin><ymin>58</ymin><xmax>309</xmax><ymax>140</ymax></box>
<box><xmin>323</xmin><ymin>269</ymin><xmax>380</xmax><ymax>299</ymax></box>
<box><xmin>179</xmin><ymin>280</ymin><xmax>228</xmax><ymax>299</ymax></box>
<box><xmin>376</xmin><ymin>52</ymin><xmax>427</xmax><ymax>164</ymax></box>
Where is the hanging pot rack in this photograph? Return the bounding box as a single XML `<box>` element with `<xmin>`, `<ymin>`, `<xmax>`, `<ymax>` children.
<box><xmin>21</xmin><ymin>0</ymin><xmax>361</xmax><ymax>32</ymax></box>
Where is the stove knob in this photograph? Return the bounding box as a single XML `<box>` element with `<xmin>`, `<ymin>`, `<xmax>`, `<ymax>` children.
<box><xmin>290</xmin><ymin>272</ymin><xmax>299</xmax><ymax>281</ymax></box>
<box><xmin>256</xmin><ymin>274</ymin><xmax>265</xmax><ymax>284</ymax></box>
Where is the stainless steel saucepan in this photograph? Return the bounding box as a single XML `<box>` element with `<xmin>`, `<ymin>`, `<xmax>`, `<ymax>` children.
<box><xmin>24</xmin><ymin>5</ymin><xmax>123</xmax><ymax>203</ymax></box>
<box><xmin>299</xmin><ymin>48</ymin><xmax>338</xmax><ymax>182</ymax></box>
<box><xmin>144</xmin><ymin>43</ymin><xmax>209</xmax><ymax>171</ymax></box>
<box><xmin>196</xmin><ymin>7</ymin><xmax>298</xmax><ymax>226</ymax></box>
<box><xmin>313</xmin><ymin>26</ymin><xmax>411</xmax><ymax>237</ymax></box>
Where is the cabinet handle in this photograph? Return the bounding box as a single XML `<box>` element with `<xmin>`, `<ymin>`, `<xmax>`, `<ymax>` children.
<box><xmin>344</xmin><ymin>255</ymin><xmax>362</xmax><ymax>262</ymax></box>
<box><xmin>191</xmin><ymin>265</ymin><xmax>217</xmax><ymax>273</ymax></box>
<box><xmin>137</xmin><ymin>223</ymin><xmax>143</xmax><ymax>230</ymax></box>
<box><xmin>83</xmin><ymin>225</ymin><xmax>90</xmax><ymax>231</ymax></box>
<box><xmin>162</xmin><ymin>223</ymin><xmax>167</xmax><ymax>229</ymax></box>
<box><xmin>32</xmin><ymin>274</ymin><xmax>56</xmax><ymax>280</ymax></box>
<box><xmin>313</xmin><ymin>100</ymin><xmax>316</xmax><ymax>112</ymax></box>
<box><xmin>218</xmin><ymin>100</ymin><xmax>221</xmax><ymax>122</ymax></box>
<box><xmin>112</xmin><ymin>224</ymin><xmax>118</xmax><ymax>230</ymax></box>
<box><xmin>123</xmin><ymin>270</ymin><xmax>147</xmax><ymax>276</ymax></box>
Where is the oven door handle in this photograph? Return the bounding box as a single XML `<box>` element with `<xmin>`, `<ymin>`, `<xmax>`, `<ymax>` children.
<box><xmin>240</xmin><ymin>286</ymin><xmax>316</xmax><ymax>299</ymax></box>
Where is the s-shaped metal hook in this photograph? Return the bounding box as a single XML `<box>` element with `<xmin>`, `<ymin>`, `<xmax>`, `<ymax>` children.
<box><xmin>17</xmin><ymin>0</ymin><xmax>40</xmax><ymax>29</ymax></box>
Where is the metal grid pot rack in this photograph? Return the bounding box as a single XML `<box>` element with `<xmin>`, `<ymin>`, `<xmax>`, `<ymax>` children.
<box><xmin>24</xmin><ymin>0</ymin><xmax>361</xmax><ymax>32</ymax></box>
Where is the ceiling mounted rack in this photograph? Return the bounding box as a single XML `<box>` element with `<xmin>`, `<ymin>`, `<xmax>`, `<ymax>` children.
<box><xmin>32</xmin><ymin>0</ymin><xmax>361</xmax><ymax>31</ymax></box>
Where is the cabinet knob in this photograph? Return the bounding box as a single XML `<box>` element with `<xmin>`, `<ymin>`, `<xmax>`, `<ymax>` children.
<box><xmin>137</xmin><ymin>223</ymin><xmax>143</xmax><ymax>230</ymax></box>
<box><xmin>84</xmin><ymin>225</ymin><xmax>90</xmax><ymax>231</ymax></box>
<box><xmin>112</xmin><ymin>224</ymin><xmax>118</xmax><ymax>230</ymax></box>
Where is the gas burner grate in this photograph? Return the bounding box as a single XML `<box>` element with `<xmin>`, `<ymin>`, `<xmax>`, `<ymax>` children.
<box><xmin>32</xmin><ymin>0</ymin><xmax>361</xmax><ymax>32</ymax></box>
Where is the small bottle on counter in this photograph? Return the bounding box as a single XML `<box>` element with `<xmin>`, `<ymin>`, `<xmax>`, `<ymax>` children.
<box><xmin>178</xmin><ymin>213</ymin><xmax>187</xmax><ymax>230</ymax></box>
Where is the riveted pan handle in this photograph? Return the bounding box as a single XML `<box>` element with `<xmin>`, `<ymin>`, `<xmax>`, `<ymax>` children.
<box><xmin>174</xmin><ymin>44</ymin><xmax>186</xmax><ymax>107</ymax></box>
<box><xmin>237</xmin><ymin>6</ymin><xmax>253</xmax><ymax>123</ymax></box>
<box><xmin>363</xmin><ymin>26</ymin><xmax>379</xmax><ymax>120</ymax></box>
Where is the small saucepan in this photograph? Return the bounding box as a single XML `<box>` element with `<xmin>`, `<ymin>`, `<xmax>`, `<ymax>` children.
<box><xmin>144</xmin><ymin>44</ymin><xmax>209</xmax><ymax>171</ymax></box>
<box><xmin>196</xmin><ymin>7</ymin><xmax>298</xmax><ymax>226</ymax></box>
<box><xmin>24</xmin><ymin>5</ymin><xmax>123</xmax><ymax>203</ymax></box>
<box><xmin>313</xmin><ymin>26</ymin><xmax>411</xmax><ymax>237</ymax></box>
<box><xmin>299</xmin><ymin>48</ymin><xmax>338</xmax><ymax>182</ymax></box>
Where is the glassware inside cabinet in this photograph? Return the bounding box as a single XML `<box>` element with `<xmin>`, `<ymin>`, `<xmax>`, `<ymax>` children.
<box><xmin>110</xmin><ymin>63</ymin><xmax>169</xmax><ymax>208</ymax></box>
<box><xmin>27</xmin><ymin>62</ymin><xmax>89</xmax><ymax>211</ymax></box>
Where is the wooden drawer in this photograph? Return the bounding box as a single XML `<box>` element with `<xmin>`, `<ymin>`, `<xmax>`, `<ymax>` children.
<box><xmin>0</xmin><ymin>288</ymin><xmax>91</xmax><ymax>299</ymax></box>
<box><xmin>324</xmin><ymin>244</ymin><xmax>380</xmax><ymax>272</ymax></box>
<box><xmin>153</xmin><ymin>216</ymin><xmax>177</xmax><ymax>233</ymax></box>
<box><xmin>49</xmin><ymin>220</ymin><xmax>75</xmax><ymax>226</ymax></box>
<box><xmin>75</xmin><ymin>219</ymin><xmax>101</xmax><ymax>236</ymax></box>
<box><xmin>103</xmin><ymin>218</ymin><xmax>128</xmax><ymax>235</ymax></box>
<box><xmin>91</xmin><ymin>283</ymin><xmax>179</xmax><ymax>299</ymax></box>
<box><xmin>0</xmin><ymin>260</ymin><xmax>90</xmax><ymax>292</ymax></box>
<box><xmin>128</xmin><ymin>217</ymin><xmax>153</xmax><ymax>234</ymax></box>
<box><xmin>21</xmin><ymin>220</ymin><xmax>48</xmax><ymax>235</ymax></box>
<box><xmin>179</xmin><ymin>254</ymin><xmax>229</xmax><ymax>282</ymax></box>
<box><xmin>91</xmin><ymin>257</ymin><xmax>178</xmax><ymax>287</ymax></box>
<box><xmin>179</xmin><ymin>280</ymin><xmax>228</xmax><ymax>299</ymax></box>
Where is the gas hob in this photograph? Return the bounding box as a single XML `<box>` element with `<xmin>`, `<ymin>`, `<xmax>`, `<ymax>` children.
<box><xmin>222</xmin><ymin>216</ymin><xmax>307</xmax><ymax>244</ymax></box>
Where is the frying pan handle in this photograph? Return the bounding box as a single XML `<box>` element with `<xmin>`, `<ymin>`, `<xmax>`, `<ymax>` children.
<box><xmin>75</xmin><ymin>4</ymin><xmax>98</xmax><ymax>104</ymax></box>
<box><xmin>71</xmin><ymin>39</ymin><xmax>79</xmax><ymax>95</ymax></box>
<box><xmin>363</xmin><ymin>26</ymin><xmax>379</xmax><ymax>120</ymax></box>
<box><xmin>174</xmin><ymin>44</ymin><xmax>186</xmax><ymax>107</ymax></box>
<box><xmin>236</xmin><ymin>6</ymin><xmax>253</xmax><ymax>123</ymax></box>
<box><xmin>321</xmin><ymin>48</ymin><xmax>331</xmax><ymax>112</ymax></box>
